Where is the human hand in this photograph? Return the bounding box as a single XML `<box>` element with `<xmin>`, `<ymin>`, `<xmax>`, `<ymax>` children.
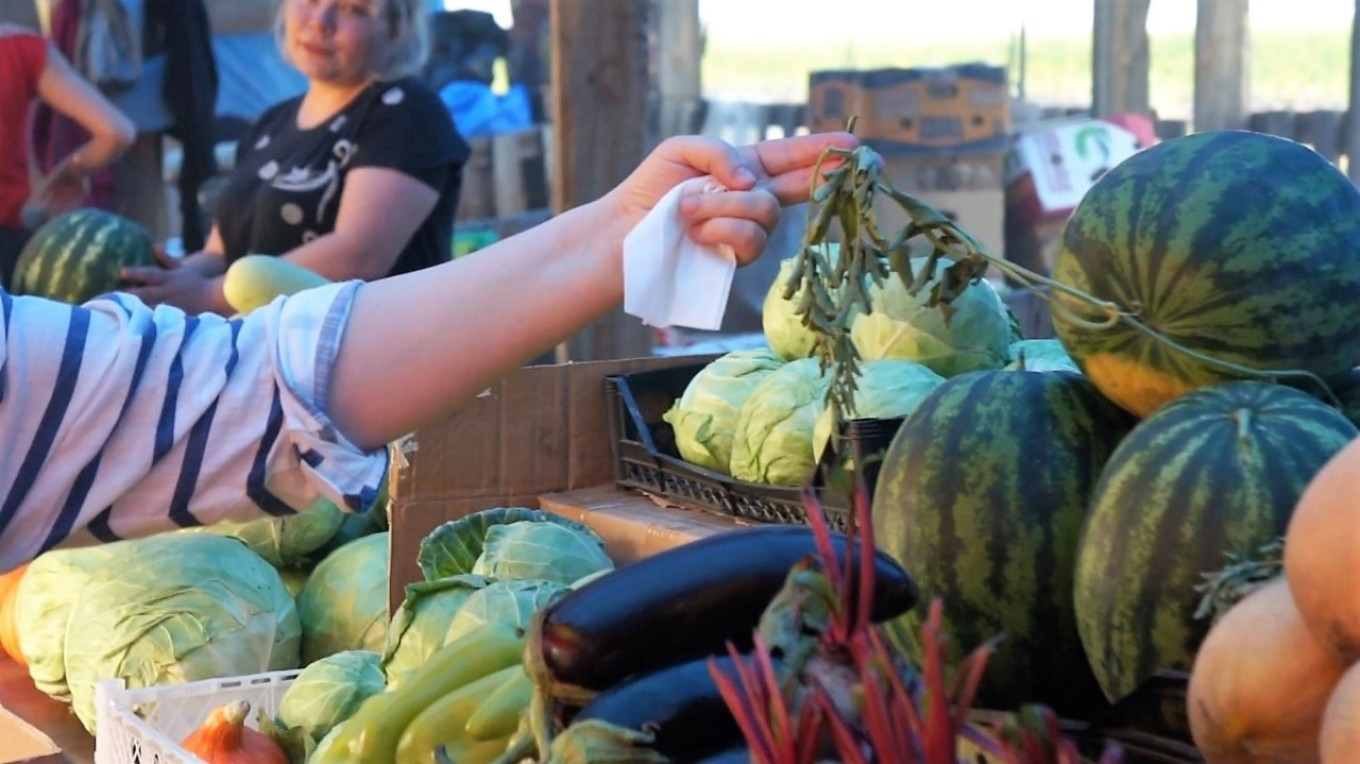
<box><xmin>607</xmin><ymin>131</ymin><xmax>859</xmax><ymax>266</ymax></box>
<box><xmin>121</xmin><ymin>247</ymin><xmax>218</xmax><ymax>313</ymax></box>
<box><xmin>35</xmin><ymin>155</ymin><xmax>89</xmax><ymax>217</ymax></box>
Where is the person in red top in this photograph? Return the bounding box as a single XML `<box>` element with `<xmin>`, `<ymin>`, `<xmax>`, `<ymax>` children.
<box><xmin>0</xmin><ymin>24</ymin><xmax>135</xmax><ymax>288</ymax></box>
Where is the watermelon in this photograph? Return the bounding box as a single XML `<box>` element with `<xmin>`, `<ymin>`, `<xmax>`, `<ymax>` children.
<box><xmin>13</xmin><ymin>208</ymin><xmax>156</xmax><ymax>304</ymax></box>
<box><xmin>1049</xmin><ymin>130</ymin><xmax>1360</xmax><ymax>418</ymax></box>
<box><xmin>871</xmin><ymin>368</ymin><xmax>1133</xmax><ymax>715</ymax></box>
<box><xmin>1073</xmin><ymin>381</ymin><xmax>1357</xmax><ymax>705</ymax></box>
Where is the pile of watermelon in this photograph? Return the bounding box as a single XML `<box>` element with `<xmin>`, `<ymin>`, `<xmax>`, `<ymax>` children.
<box><xmin>862</xmin><ymin>129</ymin><xmax>1360</xmax><ymax>733</ymax></box>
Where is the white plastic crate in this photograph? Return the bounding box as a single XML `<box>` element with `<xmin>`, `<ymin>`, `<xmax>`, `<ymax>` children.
<box><xmin>93</xmin><ymin>669</ymin><xmax>301</xmax><ymax>764</ymax></box>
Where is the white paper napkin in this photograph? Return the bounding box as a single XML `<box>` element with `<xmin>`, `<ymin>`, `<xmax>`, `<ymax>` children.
<box><xmin>622</xmin><ymin>176</ymin><xmax>736</xmax><ymax>331</ymax></box>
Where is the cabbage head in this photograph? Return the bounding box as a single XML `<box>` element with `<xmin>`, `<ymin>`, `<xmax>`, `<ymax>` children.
<box><xmin>849</xmin><ymin>257</ymin><xmax>1011</xmax><ymax>377</ymax></box>
<box><xmin>14</xmin><ymin>543</ymin><xmax>124</xmax><ymax>702</ymax></box>
<box><xmin>442</xmin><ymin>578</ymin><xmax>570</xmax><ymax>646</ymax></box>
<box><xmin>661</xmin><ymin>349</ymin><xmax>786</xmax><ymax>473</ymax></box>
<box><xmin>381</xmin><ymin>574</ymin><xmax>489</xmax><ymax>688</ymax></box>
<box><xmin>297</xmin><ymin>532</ymin><xmax>389</xmax><ymax>665</ymax></box>
<box><xmin>203</xmin><ymin>497</ymin><xmax>345</xmax><ymax>569</ymax></box>
<box><xmin>265</xmin><ymin>649</ymin><xmax>384</xmax><ymax>761</ymax></box>
<box><xmin>811</xmin><ymin>359</ymin><xmax>945</xmax><ymax>462</ymax></box>
<box><xmin>63</xmin><ymin>534</ymin><xmax>301</xmax><ymax>733</ymax></box>
<box><xmin>1006</xmin><ymin>339</ymin><xmax>1081</xmax><ymax>374</ymax></box>
<box><xmin>472</xmin><ymin>521</ymin><xmax>612</xmax><ymax>584</ymax></box>
<box><xmin>762</xmin><ymin>246</ymin><xmax>840</xmax><ymax>361</ymax></box>
<box><xmin>729</xmin><ymin>357</ymin><xmax>831</xmax><ymax>486</ymax></box>
<box><xmin>416</xmin><ymin>507</ymin><xmax>596</xmax><ymax>581</ymax></box>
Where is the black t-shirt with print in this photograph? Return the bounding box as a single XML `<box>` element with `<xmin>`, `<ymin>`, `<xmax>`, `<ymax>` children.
<box><xmin>214</xmin><ymin>76</ymin><xmax>469</xmax><ymax>277</ymax></box>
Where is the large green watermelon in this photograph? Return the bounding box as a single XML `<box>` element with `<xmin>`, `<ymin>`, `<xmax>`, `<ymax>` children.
<box><xmin>1050</xmin><ymin>130</ymin><xmax>1360</xmax><ymax>418</ymax></box>
<box><xmin>871</xmin><ymin>368</ymin><xmax>1133</xmax><ymax>715</ymax></box>
<box><xmin>13</xmin><ymin>208</ymin><xmax>156</xmax><ymax>304</ymax></box>
<box><xmin>1073</xmin><ymin>381</ymin><xmax>1357</xmax><ymax>705</ymax></box>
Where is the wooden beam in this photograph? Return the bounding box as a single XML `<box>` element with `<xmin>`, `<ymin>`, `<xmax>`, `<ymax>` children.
<box><xmin>1347</xmin><ymin>0</ymin><xmax>1360</xmax><ymax>181</ymax></box>
<box><xmin>1194</xmin><ymin>0</ymin><xmax>1250</xmax><ymax>132</ymax></box>
<box><xmin>550</xmin><ymin>0</ymin><xmax>654</xmax><ymax>362</ymax></box>
<box><xmin>1091</xmin><ymin>0</ymin><xmax>1152</xmax><ymax>117</ymax></box>
<box><xmin>651</xmin><ymin>0</ymin><xmax>704</xmax><ymax>142</ymax></box>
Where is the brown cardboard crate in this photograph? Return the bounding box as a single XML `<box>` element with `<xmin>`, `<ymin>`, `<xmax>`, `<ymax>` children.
<box><xmin>809</xmin><ymin>65</ymin><xmax>1010</xmax><ymax>155</ymax></box>
<box><xmin>386</xmin><ymin>355</ymin><xmax>713</xmax><ymax>608</ymax></box>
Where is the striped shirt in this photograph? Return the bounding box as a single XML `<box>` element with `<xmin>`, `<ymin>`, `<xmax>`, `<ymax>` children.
<box><xmin>0</xmin><ymin>281</ymin><xmax>388</xmax><ymax>571</ymax></box>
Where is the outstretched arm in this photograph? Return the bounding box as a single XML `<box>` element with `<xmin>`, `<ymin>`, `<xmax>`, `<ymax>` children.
<box><xmin>327</xmin><ymin>132</ymin><xmax>857</xmax><ymax>450</ymax></box>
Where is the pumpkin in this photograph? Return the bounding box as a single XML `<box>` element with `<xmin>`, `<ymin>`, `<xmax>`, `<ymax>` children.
<box><xmin>1187</xmin><ymin>577</ymin><xmax>1344</xmax><ymax>763</ymax></box>
<box><xmin>1321</xmin><ymin>661</ymin><xmax>1360</xmax><ymax>762</ymax></box>
<box><xmin>180</xmin><ymin>701</ymin><xmax>288</xmax><ymax>764</ymax></box>
<box><xmin>1284</xmin><ymin>436</ymin><xmax>1360</xmax><ymax>663</ymax></box>
<box><xmin>0</xmin><ymin>564</ymin><xmax>29</xmax><ymax>665</ymax></box>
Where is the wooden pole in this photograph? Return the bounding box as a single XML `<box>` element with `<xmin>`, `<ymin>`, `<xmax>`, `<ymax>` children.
<box><xmin>1346</xmin><ymin>0</ymin><xmax>1360</xmax><ymax>181</ymax></box>
<box><xmin>1091</xmin><ymin>0</ymin><xmax>1151</xmax><ymax>117</ymax></box>
<box><xmin>1193</xmin><ymin>0</ymin><xmax>1250</xmax><ymax>132</ymax></box>
<box><xmin>549</xmin><ymin>0</ymin><xmax>654</xmax><ymax>363</ymax></box>
<box><xmin>652</xmin><ymin>0</ymin><xmax>704</xmax><ymax>142</ymax></box>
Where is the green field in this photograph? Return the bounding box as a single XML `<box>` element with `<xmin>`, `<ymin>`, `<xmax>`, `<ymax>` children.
<box><xmin>702</xmin><ymin>29</ymin><xmax>1353</xmax><ymax>120</ymax></box>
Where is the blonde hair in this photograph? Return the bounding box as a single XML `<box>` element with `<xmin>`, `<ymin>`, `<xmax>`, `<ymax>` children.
<box><xmin>277</xmin><ymin>0</ymin><xmax>429</xmax><ymax>82</ymax></box>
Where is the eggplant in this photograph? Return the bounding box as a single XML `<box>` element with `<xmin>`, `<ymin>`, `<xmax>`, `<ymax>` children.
<box><xmin>531</xmin><ymin>525</ymin><xmax>917</xmax><ymax>693</ymax></box>
<box><xmin>572</xmin><ymin>655</ymin><xmax>751</xmax><ymax>762</ymax></box>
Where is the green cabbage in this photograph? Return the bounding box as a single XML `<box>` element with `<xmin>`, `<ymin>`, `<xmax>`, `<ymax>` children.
<box><xmin>381</xmin><ymin>574</ymin><xmax>489</xmax><ymax>688</ymax></box>
<box><xmin>849</xmin><ymin>257</ymin><xmax>1012</xmax><ymax>377</ymax></box>
<box><xmin>416</xmin><ymin>507</ymin><xmax>597</xmax><ymax>582</ymax></box>
<box><xmin>63</xmin><ymin>534</ymin><xmax>301</xmax><ymax>733</ymax></box>
<box><xmin>729</xmin><ymin>357</ymin><xmax>832</xmax><ymax>486</ymax></box>
<box><xmin>762</xmin><ymin>246</ymin><xmax>840</xmax><ymax>361</ymax></box>
<box><xmin>442</xmin><ymin>578</ymin><xmax>570</xmax><ymax>645</ymax></box>
<box><xmin>811</xmin><ymin>359</ymin><xmax>945</xmax><ymax>461</ymax></box>
<box><xmin>203</xmin><ymin>497</ymin><xmax>345</xmax><ymax>569</ymax></box>
<box><xmin>266</xmin><ymin>649</ymin><xmax>385</xmax><ymax>761</ymax></box>
<box><xmin>296</xmin><ymin>533</ymin><xmax>389</xmax><ymax>665</ymax></box>
<box><xmin>1006</xmin><ymin>339</ymin><xmax>1081</xmax><ymax>374</ymax></box>
<box><xmin>471</xmin><ymin>521</ymin><xmax>613</xmax><ymax>584</ymax></box>
<box><xmin>662</xmin><ymin>349</ymin><xmax>786</xmax><ymax>473</ymax></box>
<box><xmin>14</xmin><ymin>543</ymin><xmax>124</xmax><ymax>702</ymax></box>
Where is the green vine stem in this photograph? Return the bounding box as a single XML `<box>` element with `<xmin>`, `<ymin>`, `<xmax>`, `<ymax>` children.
<box><xmin>792</xmin><ymin>142</ymin><xmax>1340</xmax><ymax>435</ymax></box>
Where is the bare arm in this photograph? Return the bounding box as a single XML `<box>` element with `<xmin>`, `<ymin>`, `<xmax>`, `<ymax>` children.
<box><xmin>34</xmin><ymin>40</ymin><xmax>134</xmax><ymax>205</ymax></box>
<box><xmin>327</xmin><ymin>133</ymin><xmax>857</xmax><ymax>450</ymax></box>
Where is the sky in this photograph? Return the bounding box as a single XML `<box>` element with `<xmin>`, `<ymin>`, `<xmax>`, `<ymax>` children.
<box><xmin>451</xmin><ymin>0</ymin><xmax>1356</xmax><ymax>40</ymax></box>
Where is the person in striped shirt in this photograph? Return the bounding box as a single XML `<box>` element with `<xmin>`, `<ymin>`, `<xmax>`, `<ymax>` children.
<box><xmin>0</xmin><ymin>130</ymin><xmax>858</xmax><ymax>570</ymax></box>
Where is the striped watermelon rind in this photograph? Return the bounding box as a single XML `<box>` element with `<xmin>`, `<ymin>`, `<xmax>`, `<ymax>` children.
<box><xmin>1050</xmin><ymin>130</ymin><xmax>1360</xmax><ymax>417</ymax></box>
<box><xmin>870</xmin><ymin>368</ymin><xmax>1133</xmax><ymax>715</ymax></box>
<box><xmin>14</xmin><ymin>208</ymin><xmax>156</xmax><ymax>304</ymax></box>
<box><xmin>1073</xmin><ymin>380</ymin><xmax>1358</xmax><ymax>703</ymax></box>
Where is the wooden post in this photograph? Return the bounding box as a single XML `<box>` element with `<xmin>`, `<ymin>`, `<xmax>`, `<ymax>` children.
<box><xmin>1194</xmin><ymin>0</ymin><xmax>1250</xmax><ymax>132</ymax></box>
<box><xmin>1091</xmin><ymin>0</ymin><xmax>1152</xmax><ymax>117</ymax></box>
<box><xmin>550</xmin><ymin>0</ymin><xmax>654</xmax><ymax>363</ymax></box>
<box><xmin>1346</xmin><ymin>0</ymin><xmax>1360</xmax><ymax>181</ymax></box>
<box><xmin>652</xmin><ymin>0</ymin><xmax>704</xmax><ymax>142</ymax></box>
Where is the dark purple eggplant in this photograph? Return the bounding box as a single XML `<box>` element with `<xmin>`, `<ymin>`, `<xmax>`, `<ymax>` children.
<box><xmin>532</xmin><ymin>525</ymin><xmax>917</xmax><ymax>692</ymax></box>
<box><xmin>572</xmin><ymin>654</ymin><xmax>753</xmax><ymax>761</ymax></box>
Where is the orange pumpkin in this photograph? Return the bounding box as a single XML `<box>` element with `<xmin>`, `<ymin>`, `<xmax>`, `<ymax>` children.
<box><xmin>180</xmin><ymin>701</ymin><xmax>288</xmax><ymax>764</ymax></box>
<box><xmin>1285</xmin><ymin>436</ymin><xmax>1360</xmax><ymax>663</ymax></box>
<box><xmin>1187</xmin><ymin>577</ymin><xmax>1345</xmax><ymax>763</ymax></box>
<box><xmin>0</xmin><ymin>564</ymin><xmax>29</xmax><ymax>665</ymax></box>
<box><xmin>1321</xmin><ymin>660</ymin><xmax>1360</xmax><ymax>762</ymax></box>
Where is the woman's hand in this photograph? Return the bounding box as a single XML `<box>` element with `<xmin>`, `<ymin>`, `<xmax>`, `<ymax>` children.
<box><xmin>606</xmin><ymin>131</ymin><xmax>859</xmax><ymax>265</ymax></box>
<box><xmin>121</xmin><ymin>248</ymin><xmax>222</xmax><ymax>314</ymax></box>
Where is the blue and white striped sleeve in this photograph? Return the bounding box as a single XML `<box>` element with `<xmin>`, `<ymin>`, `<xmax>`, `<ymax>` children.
<box><xmin>0</xmin><ymin>281</ymin><xmax>389</xmax><ymax>570</ymax></box>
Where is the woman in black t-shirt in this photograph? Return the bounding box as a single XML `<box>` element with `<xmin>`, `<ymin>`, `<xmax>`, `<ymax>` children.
<box><xmin>122</xmin><ymin>0</ymin><xmax>469</xmax><ymax>315</ymax></box>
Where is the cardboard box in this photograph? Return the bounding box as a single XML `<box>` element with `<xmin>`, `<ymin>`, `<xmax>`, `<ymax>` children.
<box><xmin>809</xmin><ymin>65</ymin><xmax>1010</xmax><ymax>156</ymax></box>
<box><xmin>0</xmin><ymin>659</ymin><xmax>90</xmax><ymax>764</ymax></box>
<box><xmin>538</xmin><ymin>486</ymin><xmax>748</xmax><ymax>564</ymax></box>
<box><xmin>387</xmin><ymin>355</ymin><xmax>726</xmax><ymax>607</ymax></box>
<box><xmin>1004</xmin><ymin>118</ymin><xmax>1143</xmax><ymax>226</ymax></box>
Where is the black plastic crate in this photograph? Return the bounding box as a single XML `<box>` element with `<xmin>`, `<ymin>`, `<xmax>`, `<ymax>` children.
<box><xmin>604</xmin><ymin>362</ymin><xmax>904</xmax><ymax>531</ymax></box>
